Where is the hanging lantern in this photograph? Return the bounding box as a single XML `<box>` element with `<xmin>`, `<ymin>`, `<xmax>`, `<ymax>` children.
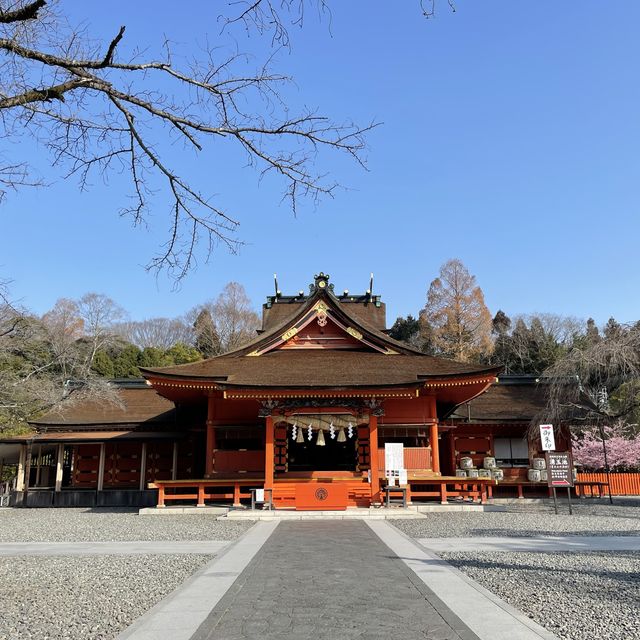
<box><xmin>329</xmin><ymin>422</ymin><xmax>336</xmax><ymax>439</ymax></box>
<box><xmin>291</xmin><ymin>423</ymin><xmax>297</xmax><ymax>441</ymax></box>
<box><xmin>337</xmin><ymin>427</ymin><xmax>346</xmax><ymax>443</ymax></box>
<box><xmin>296</xmin><ymin>424</ymin><xmax>304</xmax><ymax>443</ymax></box>
<box><xmin>316</xmin><ymin>429</ymin><xmax>326</xmax><ymax>446</ymax></box>
<box><xmin>307</xmin><ymin>424</ymin><xmax>313</xmax><ymax>441</ymax></box>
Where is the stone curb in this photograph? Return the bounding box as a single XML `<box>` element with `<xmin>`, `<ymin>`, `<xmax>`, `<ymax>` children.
<box><xmin>117</xmin><ymin>521</ymin><xmax>279</xmax><ymax>640</ymax></box>
<box><xmin>366</xmin><ymin>520</ymin><xmax>560</xmax><ymax>640</ymax></box>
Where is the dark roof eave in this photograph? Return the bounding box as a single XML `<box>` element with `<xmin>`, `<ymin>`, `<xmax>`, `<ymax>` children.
<box><xmin>139</xmin><ymin>367</ymin><xmax>501</xmax><ymax>384</ymax></box>
<box><xmin>218</xmin><ymin>381</ymin><xmax>426</xmax><ymax>391</ymax></box>
<box><xmin>139</xmin><ymin>367</ymin><xmax>228</xmax><ymax>381</ymax></box>
<box><xmin>418</xmin><ymin>366</ymin><xmax>502</xmax><ymax>380</ymax></box>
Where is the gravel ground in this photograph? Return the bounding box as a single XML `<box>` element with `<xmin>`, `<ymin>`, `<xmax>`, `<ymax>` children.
<box><xmin>0</xmin><ymin>508</ymin><xmax>254</xmax><ymax>542</ymax></box>
<box><xmin>394</xmin><ymin>500</ymin><xmax>640</xmax><ymax>538</ymax></box>
<box><xmin>440</xmin><ymin>550</ymin><xmax>640</xmax><ymax>640</ymax></box>
<box><xmin>0</xmin><ymin>553</ymin><xmax>213</xmax><ymax>640</ymax></box>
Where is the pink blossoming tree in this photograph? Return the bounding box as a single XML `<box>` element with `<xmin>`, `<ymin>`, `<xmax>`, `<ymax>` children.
<box><xmin>572</xmin><ymin>425</ymin><xmax>640</xmax><ymax>471</ymax></box>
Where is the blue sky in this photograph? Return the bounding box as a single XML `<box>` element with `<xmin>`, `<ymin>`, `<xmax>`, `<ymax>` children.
<box><xmin>2</xmin><ymin>1</ymin><xmax>639</xmax><ymax>326</ymax></box>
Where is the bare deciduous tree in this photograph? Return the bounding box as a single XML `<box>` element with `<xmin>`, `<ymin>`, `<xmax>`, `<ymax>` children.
<box><xmin>0</xmin><ymin>0</ymin><xmax>376</xmax><ymax>278</ymax></box>
<box><xmin>0</xmin><ymin>288</ymin><xmax>123</xmax><ymax>431</ymax></box>
<box><xmin>116</xmin><ymin>317</ymin><xmax>193</xmax><ymax>350</ymax></box>
<box><xmin>189</xmin><ymin>282</ymin><xmax>260</xmax><ymax>355</ymax></box>
<box><xmin>421</xmin><ymin>258</ymin><xmax>493</xmax><ymax>362</ymax></box>
<box><xmin>539</xmin><ymin>322</ymin><xmax>640</xmax><ymax>432</ymax></box>
<box><xmin>41</xmin><ymin>297</ymin><xmax>82</xmax><ymax>377</ymax></box>
<box><xmin>76</xmin><ymin>292</ymin><xmax>125</xmax><ymax>373</ymax></box>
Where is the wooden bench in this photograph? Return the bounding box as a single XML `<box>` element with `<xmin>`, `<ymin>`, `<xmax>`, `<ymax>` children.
<box><xmin>575</xmin><ymin>480</ymin><xmax>611</xmax><ymax>499</ymax></box>
<box><xmin>488</xmin><ymin>480</ymin><xmax>550</xmax><ymax>499</ymax></box>
<box><xmin>489</xmin><ymin>479</ymin><xmax>611</xmax><ymax>500</ymax></box>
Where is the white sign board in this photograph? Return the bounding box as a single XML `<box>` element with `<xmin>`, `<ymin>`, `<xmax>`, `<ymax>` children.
<box><xmin>385</xmin><ymin>443</ymin><xmax>404</xmax><ymax>474</ymax></box>
<box><xmin>255</xmin><ymin>489</ymin><xmax>265</xmax><ymax>502</ymax></box>
<box><xmin>398</xmin><ymin>469</ymin><xmax>408</xmax><ymax>486</ymax></box>
<box><xmin>539</xmin><ymin>424</ymin><xmax>556</xmax><ymax>451</ymax></box>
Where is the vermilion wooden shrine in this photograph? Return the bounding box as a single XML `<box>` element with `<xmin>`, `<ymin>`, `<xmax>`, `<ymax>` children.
<box><xmin>6</xmin><ymin>272</ymin><xmax>569</xmax><ymax>510</ymax></box>
<box><xmin>139</xmin><ymin>272</ymin><xmax>500</xmax><ymax>509</ymax></box>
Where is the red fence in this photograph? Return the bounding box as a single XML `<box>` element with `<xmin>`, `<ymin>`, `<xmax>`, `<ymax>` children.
<box><xmin>577</xmin><ymin>472</ymin><xmax>640</xmax><ymax>496</ymax></box>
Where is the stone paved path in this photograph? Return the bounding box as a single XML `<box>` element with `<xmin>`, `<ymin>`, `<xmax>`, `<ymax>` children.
<box><xmin>192</xmin><ymin>521</ymin><xmax>479</xmax><ymax>640</ymax></box>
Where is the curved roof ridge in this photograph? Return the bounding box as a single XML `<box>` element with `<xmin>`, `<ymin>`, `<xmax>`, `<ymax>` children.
<box><xmin>139</xmin><ymin>286</ymin><xmax>501</xmax><ymax>381</ymax></box>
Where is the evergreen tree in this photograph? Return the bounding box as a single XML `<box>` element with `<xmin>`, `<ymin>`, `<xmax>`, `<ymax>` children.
<box><xmin>138</xmin><ymin>347</ymin><xmax>171</xmax><ymax>368</ymax></box>
<box><xmin>388</xmin><ymin>315</ymin><xmax>420</xmax><ymax>343</ymax></box>
<box><xmin>586</xmin><ymin>318</ymin><xmax>600</xmax><ymax>345</ymax></box>
<box><xmin>112</xmin><ymin>345</ymin><xmax>142</xmax><ymax>378</ymax></box>
<box><xmin>193</xmin><ymin>309</ymin><xmax>221</xmax><ymax>357</ymax></box>
<box><xmin>166</xmin><ymin>343</ymin><xmax>202</xmax><ymax>365</ymax></box>
<box><xmin>91</xmin><ymin>350</ymin><xmax>115</xmax><ymax>378</ymax></box>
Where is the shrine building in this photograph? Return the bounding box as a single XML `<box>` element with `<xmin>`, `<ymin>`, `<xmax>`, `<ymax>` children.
<box><xmin>1</xmin><ymin>273</ymin><xmax>563</xmax><ymax>510</ymax></box>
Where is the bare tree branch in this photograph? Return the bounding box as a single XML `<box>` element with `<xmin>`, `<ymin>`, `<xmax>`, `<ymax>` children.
<box><xmin>0</xmin><ymin>0</ymin><xmax>45</xmax><ymax>24</ymax></box>
<box><xmin>0</xmin><ymin>0</ymin><xmax>377</xmax><ymax>279</ymax></box>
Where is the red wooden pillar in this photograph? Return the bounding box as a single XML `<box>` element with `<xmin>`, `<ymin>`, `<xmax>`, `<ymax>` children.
<box><xmin>369</xmin><ymin>414</ymin><xmax>380</xmax><ymax>504</ymax></box>
<box><xmin>264</xmin><ymin>415</ymin><xmax>275</xmax><ymax>491</ymax></box>
<box><xmin>205</xmin><ymin>395</ymin><xmax>216</xmax><ymax>478</ymax></box>
<box><xmin>430</xmin><ymin>422</ymin><xmax>440</xmax><ymax>475</ymax></box>
<box><xmin>428</xmin><ymin>395</ymin><xmax>440</xmax><ymax>475</ymax></box>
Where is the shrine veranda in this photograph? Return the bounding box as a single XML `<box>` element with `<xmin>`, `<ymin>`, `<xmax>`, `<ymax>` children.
<box><xmin>0</xmin><ymin>273</ymin><xmax>570</xmax><ymax>510</ymax></box>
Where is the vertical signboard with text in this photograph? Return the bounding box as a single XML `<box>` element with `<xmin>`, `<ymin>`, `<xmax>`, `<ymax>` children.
<box><xmin>546</xmin><ymin>452</ymin><xmax>574</xmax><ymax>488</ymax></box>
<box><xmin>539</xmin><ymin>424</ymin><xmax>556</xmax><ymax>451</ymax></box>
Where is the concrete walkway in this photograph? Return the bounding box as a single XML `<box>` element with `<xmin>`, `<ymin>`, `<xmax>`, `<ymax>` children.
<box><xmin>0</xmin><ymin>540</ymin><xmax>229</xmax><ymax>556</ymax></box>
<box><xmin>417</xmin><ymin>535</ymin><xmax>640</xmax><ymax>553</ymax></box>
<box><xmin>190</xmin><ymin>520</ymin><xmax>479</xmax><ymax>640</ymax></box>
<box><xmin>118</xmin><ymin>521</ymin><xmax>278</xmax><ymax>640</ymax></box>
<box><xmin>115</xmin><ymin>520</ymin><xmax>570</xmax><ymax>640</ymax></box>
<box><xmin>369</xmin><ymin>521</ymin><xmax>558</xmax><ymax>640</ymax></box>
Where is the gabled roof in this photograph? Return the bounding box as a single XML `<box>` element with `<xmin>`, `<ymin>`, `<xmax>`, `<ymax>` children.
<box><xmin>141</xmin><ymin>273</ymin><xmax>500</xmax><ymax>389</ymax></box>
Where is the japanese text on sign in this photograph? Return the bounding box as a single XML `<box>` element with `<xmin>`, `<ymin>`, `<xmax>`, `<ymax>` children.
<box><xmin>546</xmin><ymin>452</ymin><xmax>574</xmax><ymax>487</ymax></box>
<box><xmin>539</xmin><ymin>424</ymin><xmax>556</xmax><ymax>451</ymax></box>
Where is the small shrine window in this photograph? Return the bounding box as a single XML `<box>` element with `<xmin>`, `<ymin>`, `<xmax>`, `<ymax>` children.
<box><xmin>494</xmin><ymin>437</ymin><xmax>529</xmax><ymax>467</ymax></box>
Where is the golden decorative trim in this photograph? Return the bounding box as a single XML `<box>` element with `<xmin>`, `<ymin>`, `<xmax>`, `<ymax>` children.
<box><xmin>246</xmin><ymin>350</ymin><xmax>260</xmax><ymax>357</ymax></box>
<box><xmin>281</xmin><ymin>327</ymin><xmax>299</xmax><ymax>341</ymax></box>
<box><xmin>423</xmin><ymin>376</ymin><xmax>495</xmax><ymax>388</ymax></box>
<box><xmin>152</xmin><ymin>381</ymin><xmax>217</xmax><ymax>390</ymax></box>
<box><xmin>225</xmin><ymin>390</ymin><xmax>416</xmax><ymax>400</ymax></box>
<box><xmin>313</xmin><ymin>301</ymin><xmax>329</xmax><ymax>313</ymax></box>
<box><xmin>346</xmin><ymin>327</ymin><xmax>363</xmax><ymax>340</ymax></box>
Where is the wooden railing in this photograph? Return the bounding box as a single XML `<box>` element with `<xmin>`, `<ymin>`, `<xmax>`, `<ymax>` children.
<box><xmin>148</xmin><ymin>479</ymin><xmax>264</xmax><ymax>507</ymax></box>
<box><xmin>577</xmin><ymin>472</ymin><xmax>640</xmax><ymax>496</ymax></box>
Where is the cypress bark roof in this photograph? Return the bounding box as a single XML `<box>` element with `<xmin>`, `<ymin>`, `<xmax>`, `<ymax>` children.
<box><xmin>141</xmin><ymin>280</ymin><xmax>500</xmax><ymax>388</ymax></box>
<box><xmin>31</xmin><ymin>387</ymin><xmax>176</xmax><ymax>427</ymax></box>
<box><xmin>449</xmin><ymin>376</ymin><xmax>546</xmax><ymax>422</ymax></box>
<box><xmin>143</xmin><ymin>349</ymin><xmax>498</xmax><ymax>388</ymax></box>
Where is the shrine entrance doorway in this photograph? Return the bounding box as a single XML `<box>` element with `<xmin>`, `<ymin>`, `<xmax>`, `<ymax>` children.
<box><xmin>287</xmin><ymin>432</ymin><xmax>357</xmax><ymax>472</ymax></box>
<box><xmin>281</xmin><ymin>414</ymin><xmax>361</xmax><ymax>473</ymax></box>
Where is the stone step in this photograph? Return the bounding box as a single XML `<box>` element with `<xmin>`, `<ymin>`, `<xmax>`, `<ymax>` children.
<box><xmin>221</xmin><ymin>508</ymin><xmax>427</xmax><ymax>520</ymax></box>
